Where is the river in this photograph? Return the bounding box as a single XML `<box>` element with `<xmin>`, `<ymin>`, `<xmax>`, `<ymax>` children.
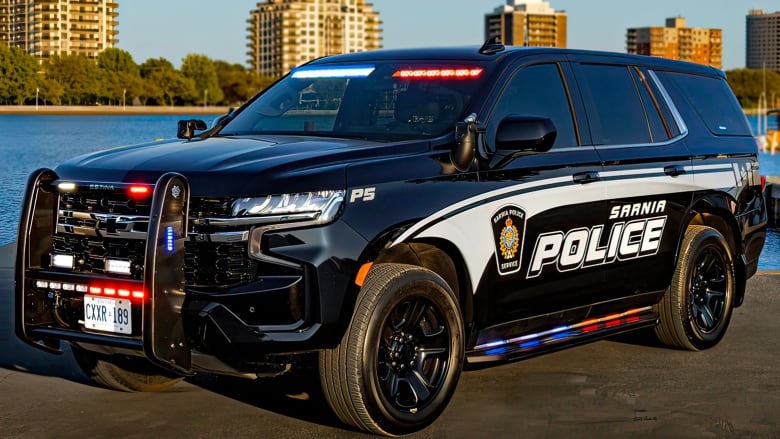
<box><xmin>0</xmin><ymin>113</ymin><xmax>778</xmax><ymax>270</ymax></box>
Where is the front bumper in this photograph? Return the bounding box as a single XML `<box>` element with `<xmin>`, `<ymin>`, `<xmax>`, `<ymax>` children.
<box><xmin>16</xmin><ymin>169</ymin><xmax>192</xmax><ymax>373</ymax></box>
<box><xmin>15</xmin><ymin>168</ymin><xmax>366</xmax><ymax>375</ymax></box>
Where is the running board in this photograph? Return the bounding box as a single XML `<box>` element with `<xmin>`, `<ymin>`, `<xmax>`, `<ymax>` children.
<box><xmin>466</xmin><ymin>306</ymin><xmax>658</xmax><ymax>364</ymax></box>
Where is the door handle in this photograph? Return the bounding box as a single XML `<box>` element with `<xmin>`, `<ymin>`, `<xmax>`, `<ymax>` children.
<box><xmin>573</xmin><ymin>171</ymin><xmax>600</xmax><ymax>184</ymax></box>
<box><xmin>664</xmin><ymin>165</ymin><xmax>686</xmax><ymax>177</ymax></box>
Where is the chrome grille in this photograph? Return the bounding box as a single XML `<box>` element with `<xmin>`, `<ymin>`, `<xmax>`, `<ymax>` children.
<box><xmin>52</xmin><ymin>190</ymin><xmax>260</xmax><ymax>288</ymax></box>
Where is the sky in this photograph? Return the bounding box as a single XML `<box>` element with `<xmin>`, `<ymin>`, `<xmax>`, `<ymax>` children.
<box><xmin>117</xmin><ymin>0</ymin><xmax>780</xmax><ymax>71</ymax></box>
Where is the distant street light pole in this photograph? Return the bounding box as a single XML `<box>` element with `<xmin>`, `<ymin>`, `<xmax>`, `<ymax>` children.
<box><xmin>36</xmin><ymin>87</ymin><xmax>39</xmax><ymax>111</ymax></box>
<box><xmin>123</xmin><ymin>88</ymin><xmax>126</xmax><ymax>110</ymax></box>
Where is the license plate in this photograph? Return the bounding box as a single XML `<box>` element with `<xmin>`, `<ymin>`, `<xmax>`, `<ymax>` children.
<box><xmin>83</xmin><ymin>295</ymin><xmax>132</xmax><ymax>335</ymax></box>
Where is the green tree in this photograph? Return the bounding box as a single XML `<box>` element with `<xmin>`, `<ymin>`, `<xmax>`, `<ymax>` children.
<box><xmin>38</xmin><ymin>77</ymin><xmax>64</xmax><ymax>106</ymax></box>
<box><xmin>0</xmin><ymin>45</ymin><xmax>41</xmax><ymax>105</ymax></box>
<box><xmin>97</xmin><ymin>48</ymin><xmax>140</xmax><ymax>76</ymax></box>
<box><xmin>140</xmin><ymin>57</ymin><xmax>196</xmax><ymax>107</ymax></box>
<box><xmin>181</xmin><ymin>54</ymin><xmax>224</xmax><ymax>105</ymax></box>
<box><xmin>725</xmin><ymin>68</ymin><xmax>780</xmax><ymax>109</ymax></box>
<box><xmin>213</xmin><ymin>61</ymin><xmax>275</xmax><ymax>105</ymax></box>
<box><xmin>46</xmin><ymin>54</ymin><xmax>102</xmax><ymax>105</ymax></box>
<box><xmin>97</xmin><ymin>49</ymin><xmax>143</xmax><ymax>106</ymax></box>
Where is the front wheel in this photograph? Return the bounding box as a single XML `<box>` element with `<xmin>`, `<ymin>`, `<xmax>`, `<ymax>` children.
<box><xmin>654</xmin><ymin>225</ymin><xmax>735</xmax><ymax>351</ymax></box>
<box><xmin>71</xmin><ymin>344</ymin><xmax>183</xmax><ymax>392</ymax></box>
<box><xmin>320</xmin><ymin>263</ymin><xmax>465</xmax><ymax>436</ymax></box>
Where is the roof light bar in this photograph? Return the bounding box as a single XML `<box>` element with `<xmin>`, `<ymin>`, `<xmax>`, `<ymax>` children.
<box><xmin>392</xmin><ymin>68</ymin><xmax>484</xmax><ymax>80</ymax></box>
<box><xmin>291</xmin><ymin>65</ymin><xmax>375</xmax><ymax>79</ymax></box>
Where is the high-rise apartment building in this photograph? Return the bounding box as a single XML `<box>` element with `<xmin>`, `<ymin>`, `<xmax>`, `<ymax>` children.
<box><xmin>484</xmin><ymin>0</ymin><xmax>567</xmax><ymax>48</ymax></box>
<box><xmin>247</xmin><ymin>0</ymin><xmax>382</xmax><ymax>78</ymax></box>
<box><xmin>0</xmin><ymin>0</ymin><xmax>118</xmax><ymax>60</ymax></box>
<box><xmin>747</xmin><ymin>9</ymin><xmax>780</xmax><ymax>71</ymax></box>
<box><xmin>626</xmin><ymin>17</ymin><xmax>722</xmax><ymax>69</ymax></box>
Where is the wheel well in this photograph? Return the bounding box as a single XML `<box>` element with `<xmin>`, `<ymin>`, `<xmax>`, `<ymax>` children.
<box><xmin>374</xmin><ymin>240</ymin><xmax>474</xmax><ymax>324</ymax></box>
<box><xmin>686</xmin><ymin>202</ymin><xmax>746</xmax><ymax>306</ymax></box>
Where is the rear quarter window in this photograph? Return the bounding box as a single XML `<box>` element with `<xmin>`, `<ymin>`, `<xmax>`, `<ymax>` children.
<box><xmin>655</xmin><ymin>71</ymin><xmax>751</xmax><ymax>137</ymax></box>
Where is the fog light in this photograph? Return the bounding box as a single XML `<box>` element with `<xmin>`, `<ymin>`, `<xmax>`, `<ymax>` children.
<box><xmin>52</xmin><ymin>254</ymin><xmax>74</xmax><ymax>269</ymax></box>
<box><xmin>105</xmin><ymin>259</ymin><xmax>132</xmax><ymax>275</ymax></box>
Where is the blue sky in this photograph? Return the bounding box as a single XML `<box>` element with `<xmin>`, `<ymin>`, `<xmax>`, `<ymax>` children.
<box><xmin>118</xmin><ymin>0</ymin><xmax>779</xmax><ymax>70</ymax></box>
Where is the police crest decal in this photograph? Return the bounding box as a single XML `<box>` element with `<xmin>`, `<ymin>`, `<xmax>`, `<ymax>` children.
<box><xmin>491</xmin><ymin>206</ymin><xmax>526</xmax><ymax>275</ymax></box>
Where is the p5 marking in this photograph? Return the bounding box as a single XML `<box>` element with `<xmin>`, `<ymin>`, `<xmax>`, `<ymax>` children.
<box><xmin>350</xmin><ymin>187</ymin><xmax>376</xmax><ymax>203</ymax></box>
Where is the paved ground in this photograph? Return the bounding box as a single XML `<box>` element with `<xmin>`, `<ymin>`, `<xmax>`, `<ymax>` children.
<box><xmin>1</xmin><ymin>242</ymin><xmax>779</xmax><ymax>438</ymax></box>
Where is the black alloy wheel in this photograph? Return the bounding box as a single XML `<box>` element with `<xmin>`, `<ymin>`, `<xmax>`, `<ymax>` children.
<box><xmin>654</xmin><ymin>225</ymin><xmax>735</xmax><ymax>351</ymax></box>
<box><xmin>688</xmin><ymin>245</ymin><xmax>729</xmax><ymax>334</ymax></box>
<box><xmin>320</xmin><ymin>263</ymin><xmax>464</xmax><ymax>436</ymax></box>
<box><xmin>376</xmin><ymin>295</ymin><xmax>451</xmax><ymax>413</ymax></box>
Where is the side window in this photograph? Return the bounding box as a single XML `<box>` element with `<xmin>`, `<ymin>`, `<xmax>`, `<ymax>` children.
<box><xmin>574</xmin><ymin>64</ymin><xmax>651</xmax><ymax>145</ymax></box>
<box><xmin>642</xmin><ymin>68</ymin><xmax>681</xmax><ymax>138</ymax></box>
<box><xmin>655</xmin><ymin>71</ymin><xmax>751</xmax><ymax>137</ymax></box>
<box><xmin>631</xmin><ymin>67</ymin><xmax>670</xmax><ymax>142</ymax></box>
<box><xmin>487</xmin><ymin>63</ymin><xmax>577</xmax><ymax>149</ymax></box>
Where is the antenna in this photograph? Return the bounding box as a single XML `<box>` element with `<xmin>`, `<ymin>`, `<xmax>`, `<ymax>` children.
<box><xmin>479</xmin><ymin>36</ymin><xmax>505</xmax><ymax>55</ymax></box>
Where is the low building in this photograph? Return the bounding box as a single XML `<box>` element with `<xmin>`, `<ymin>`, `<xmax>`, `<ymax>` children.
<box><xmin>626</xmin><ymin>17</ymin><xmax>722</xmax><ymax>69</ymax></box>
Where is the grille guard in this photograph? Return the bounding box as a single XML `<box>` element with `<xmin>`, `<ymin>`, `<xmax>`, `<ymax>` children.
<box><xmin>143</xmin><ymin>172</ymin><xmax>192</xmax><ymax>373</ymax></box>
<box><xmin>15</xmin><ymin>169</ymin><xmax>193</xmax><ymax>374</ymax></box>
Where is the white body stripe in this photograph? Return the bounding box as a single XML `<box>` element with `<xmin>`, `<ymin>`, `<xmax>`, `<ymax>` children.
<box><xmin>391</xmin><ymin>164</ymin><xmax>745</xmax><ymax>294</ymax></box>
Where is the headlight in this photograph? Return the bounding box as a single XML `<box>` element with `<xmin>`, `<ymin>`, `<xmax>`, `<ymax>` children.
<box><xmin>231</xmin><ymin>190</ymin><xmax>344</xmax><ymax>224</ymax></box>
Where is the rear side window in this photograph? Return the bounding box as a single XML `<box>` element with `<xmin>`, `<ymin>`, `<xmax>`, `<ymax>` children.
<box><xmin>655</xmin><ymin>71</ymin><xmax>751</xmax><ymax>136</ymax></box>
<box><xmin>574</xmin><ymin>64</ymin><xmax>651</xmax><ymax>145</ymax></box>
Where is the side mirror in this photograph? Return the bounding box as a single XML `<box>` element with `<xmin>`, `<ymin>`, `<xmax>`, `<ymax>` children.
<box><xmin>177</xmin><ymin>119</ymin><xmax>208</xmax><ymax>140</ymax></box>
<box><xmin>495</xmin><ymin>115</ymin><xmax>557</xmax><ymax>153</ymax></box>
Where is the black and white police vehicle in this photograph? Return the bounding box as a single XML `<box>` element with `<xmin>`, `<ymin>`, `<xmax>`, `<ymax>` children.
<box><xmin>15</xmin><ymin>39</ymin><xmax>767</xmax><ymax>435</ymax></box>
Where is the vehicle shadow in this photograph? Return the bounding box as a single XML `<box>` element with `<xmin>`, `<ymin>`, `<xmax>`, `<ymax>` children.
<box><xmin>184</xmin><ymin>361</ymin><xmax>350</xmax><ymax>431</ymax></box>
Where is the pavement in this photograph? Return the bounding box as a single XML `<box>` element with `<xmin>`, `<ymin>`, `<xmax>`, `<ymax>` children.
<box><xmin>1</xmin><ymin>242</ymin><xmax>779</xmax><ymax>438</ymax></box>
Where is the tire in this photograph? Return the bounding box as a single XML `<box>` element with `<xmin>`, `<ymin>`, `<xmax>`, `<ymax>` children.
<box><xmin>71</xmin><ymin>344</ymin><xmax>183</xmax><ymax>392</ymax></box>
<box><xmin>654</xmin><ymin>225</ymin><xmax>735</xmax><ymax>351</ymax></box>
<box><xmin>319</xmin><ymin>263</ymin><xmax>465</xmax><ymax>436</ymax></box>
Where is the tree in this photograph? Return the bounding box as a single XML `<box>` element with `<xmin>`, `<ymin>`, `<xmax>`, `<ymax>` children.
<box><xmin>0</xmin><ymin>45</ymin><xmax>41</xmax><ymax>105</ymax></box>
<box><xmin>46</xmin><ymin>54</ymin><xmax>102</xmax><ymax>105</ymax></box>
<box><xmin>213</xmin><ymin>61</ymin><xmax>275</xmax><ymax>105</ymax></box>
<box><xmin>97</xmin><ymin>48</ymin><xmax>140</xmax><ymax>76</ymax></box>
<box><xmin>725</xmin><ymin>68</ymin><xmax>780</xmax><ymax>109</ymax></box>
<box><xmin>38</xmin><ymin>77</ymin><xmax>64</xmax><ymax>105</ymax></box>
<box><xmin>181</xmin><ymin>54</ymin><xmax>224</xmax><ymax>105</ymax></box>
<box><xmin>140</xmin><ymin>57</ymin><xmax>196</xmax><ymax>107</ymax></box>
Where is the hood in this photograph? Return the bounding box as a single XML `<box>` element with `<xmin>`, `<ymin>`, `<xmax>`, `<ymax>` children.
<box><xmin>54</xmin><ymin>135</ymin><xmax>428</xmax><ymax>196</ymax></box>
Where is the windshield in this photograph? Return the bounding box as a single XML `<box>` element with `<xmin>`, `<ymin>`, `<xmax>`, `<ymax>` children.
<box><xmin>222</xmin><ymin>61</ymin><xmax>491</xmax><ymax>141</ymax></box>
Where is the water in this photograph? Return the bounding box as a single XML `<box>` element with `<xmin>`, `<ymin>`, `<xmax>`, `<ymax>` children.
<box><xmin>0</xmin><ymin>114</ymin><xmax>778</xmax><ymax>270</ymax></box>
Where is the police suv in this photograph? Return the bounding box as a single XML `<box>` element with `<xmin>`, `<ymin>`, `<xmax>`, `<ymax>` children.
<box><xmin>15</xmin><ymin>39</ymin><xmax>767</xmax><ymax>435</ymax></box>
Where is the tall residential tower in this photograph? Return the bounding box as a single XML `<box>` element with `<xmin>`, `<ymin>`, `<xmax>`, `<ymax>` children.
<box><xmin>0</xmin><ymin>0</ymin><xmax>118</xmax><ymax>60</ymax></box>
<box><xmin>626</xmin><ymin>17</ymin><xmax>722</xmax><ymax>69</ymax></box>
<box><xmin>484</xmin><ymin>0</ymin><xmax>567</xmax><ymax>48</ymax></box>
<box><xmin>247</xmin><ymin>0</ymin><xmax>382</xmax><ymax>78</ymax></box>
<box><xmin>747</xmin><ymin>9</ymin><xmax>780</xmax><ymax>71</ymax></box>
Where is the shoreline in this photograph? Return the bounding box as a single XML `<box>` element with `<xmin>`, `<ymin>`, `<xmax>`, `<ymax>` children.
<box><xmin>0</xmin><ymin>105</ymin><xmax>230</xmax><ymax>116</ymax></box>
<box><xmin>0</xmin><ymin>105</ymin><xmax>764</xmax><ymax>117</ymax></box>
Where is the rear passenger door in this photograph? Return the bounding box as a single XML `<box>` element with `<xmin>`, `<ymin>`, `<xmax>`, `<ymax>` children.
<box><xmin>570</xmin><ymin>59</ymin><xmax>693</xmax><ymax>299</ymax></box>
<box><xmin>477</xmin><ymin>60</ymin><xmax>608</xmax><ymax>326</ymax></box>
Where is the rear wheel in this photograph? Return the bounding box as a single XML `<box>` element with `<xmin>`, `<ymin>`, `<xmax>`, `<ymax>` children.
<box><xmin>320</xmin><ymin>263</ymin><xmax>464</xmax><ymax>436</ymax></box>
<box><xmin>71</xmin><ymin>344</ymin><xmax>182</xmax><ymax>392</ymax></box>
<box><xmin>654</xmin><ymin>225</ymin><xmax>735</xmax><ymax>351</ymax></box>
